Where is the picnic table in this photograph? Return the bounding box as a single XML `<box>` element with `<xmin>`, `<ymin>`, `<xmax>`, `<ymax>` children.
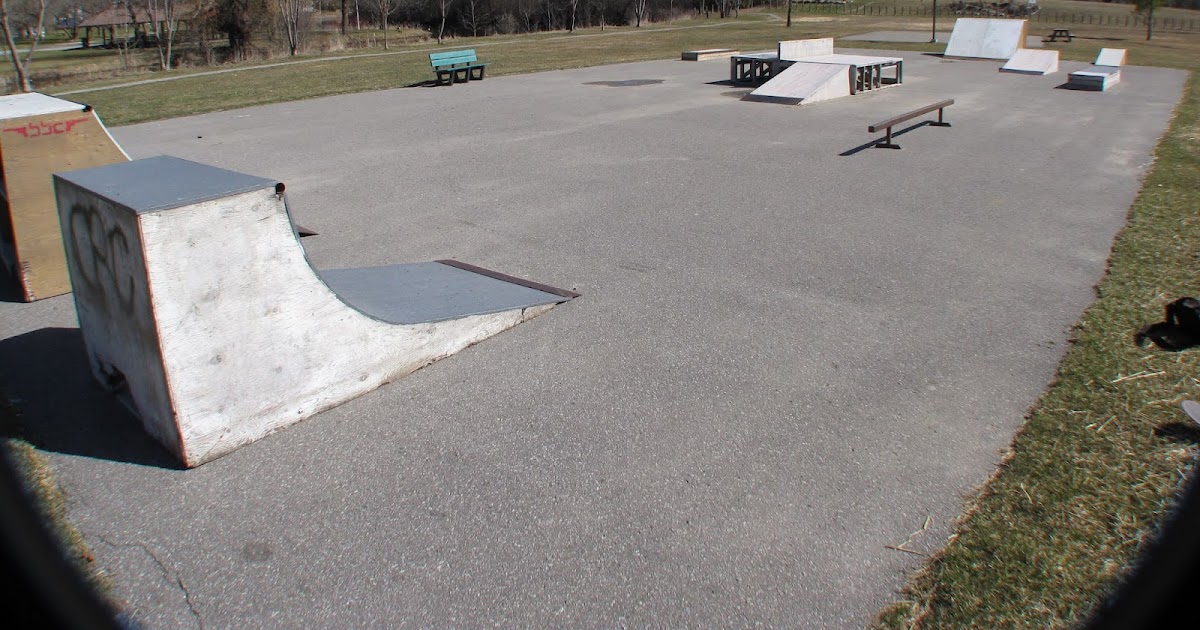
<box><xmin>1045</xmin><ymin>29</ymin><xmax>1074</xmax><ymax>42</ymax></box>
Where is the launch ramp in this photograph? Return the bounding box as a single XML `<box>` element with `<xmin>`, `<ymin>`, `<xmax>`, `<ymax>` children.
<box><xmin>744</xmin><ymin>62</ymin><xmax>850</xmax><ymax>105</ymax></box>
<box><xmin>1000</xmin><ymin>48</ymin><xmax>1060</xmax><ymax>75</ymax></box>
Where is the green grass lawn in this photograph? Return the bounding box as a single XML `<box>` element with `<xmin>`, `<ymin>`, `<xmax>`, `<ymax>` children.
<box><xmin>3</xmin><ymin>4</ymin><xmax>1199</xmax><ymax>627</ymax></box>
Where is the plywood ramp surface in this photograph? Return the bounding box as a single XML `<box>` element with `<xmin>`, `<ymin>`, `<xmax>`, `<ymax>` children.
<box><xmin>0</xmin><ymin>94</ymin><xmax>128</xmax><ymax>301</ymax></box>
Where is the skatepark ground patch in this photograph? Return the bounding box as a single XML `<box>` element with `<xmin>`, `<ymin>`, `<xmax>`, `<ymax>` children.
<box><xmin>2</xmin><ymin>49</ymin><xmax>1195</xmax><ymax>630</ymax></box>
<box><xmin>584</xmin><ymin>79</ymin><xmax>665</xmax><ymax>87</ymax></box>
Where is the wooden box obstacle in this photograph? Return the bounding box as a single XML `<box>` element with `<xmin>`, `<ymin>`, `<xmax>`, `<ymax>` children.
<box><xmin>0</xmin><ymin>93</ymin><xmax>128</xmax><ymax>301</ymax></box>
<box><xmin>682</xmin><ymin>48</ymin><xmax>739</xmax><ymax>61</ymax></box>
<box><xmin>54</xmin><ymin>156</ymin><xmax>576</xmax><ymax>467</ymax></box>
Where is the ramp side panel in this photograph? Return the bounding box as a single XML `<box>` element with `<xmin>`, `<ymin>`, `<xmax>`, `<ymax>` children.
<box><xmin>1000</xmin><ymin>48</ymin><xmax>1059</xmax><ymax>75</ymax></box>
<box><xmin>53</xmin><ymin>177</ymin><xmax>181</xmax><ymax>458</ymax></box>
<box><xmin>944</xmin><ymin>18</ymin><xmax>1027</xmax><ymax>60</ymax></box>
<box><xmin>747</xmin><ymin>62</ymin><xmax>850</xmax><ymax>105</ymax></box>
<box><xmin>1068</xmin><ymin>68</ymin><xmax>1120</xmax><ymax>91</ymax></box>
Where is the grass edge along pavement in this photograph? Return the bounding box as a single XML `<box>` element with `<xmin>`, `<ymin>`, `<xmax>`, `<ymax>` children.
<box><xmin>873</xmin><ymin>72</ymin><xmax>1200</xmax><ymax>628</ymax></box>
<box><xmin>0</xmin><ymin>396</ymin><xmax>118</xmax><ymax>611</ymax></box>
<box><xmin>4</xmin><ymin>9</ymin><xmax>1199</xmax><ymax>627</ymax></box>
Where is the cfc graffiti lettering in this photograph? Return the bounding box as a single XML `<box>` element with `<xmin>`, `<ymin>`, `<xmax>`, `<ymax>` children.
<box><xmin>68</xmin><ymin>202</ymin><xmax>137</xmax><ymax>314</ymax></box>
<box><xmin>3</xmin><ymin>117</ymin><xmax>89</xmax><ymax>138</ymax></box>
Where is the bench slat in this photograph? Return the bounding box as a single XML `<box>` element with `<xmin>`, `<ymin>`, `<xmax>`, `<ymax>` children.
<box><xmin>430</xmin><ymin>50</ymin><xmax>478</xmax><ymax>67</ymax></box>
<box><xmin>868</xmin><ymin>99</ymin><xmax>955</xmax><ymax>133</ymax></box>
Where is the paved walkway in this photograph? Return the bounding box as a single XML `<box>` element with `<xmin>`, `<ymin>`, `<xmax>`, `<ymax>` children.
<box><xmin>0</xmin><ymin>50</ymin><xmax>1186</xmax><ymax>628</ymax></box>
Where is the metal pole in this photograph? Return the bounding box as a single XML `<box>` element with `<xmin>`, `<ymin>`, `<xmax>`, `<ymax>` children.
<box><xmin>930</xmin><ymin>0</ymin><xmax>938</xmax><ymax>43</ymax></box>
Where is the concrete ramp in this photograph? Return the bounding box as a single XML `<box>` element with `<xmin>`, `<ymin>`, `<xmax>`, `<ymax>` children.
<box><xmin>1000</xmin><ymin>48</ymin><xmax>1059</xmax><ymax>75</ymax></box>
<box><xmin>944</xmin><ymin>18</ymin><xmax>1028</xmax><ymax>60</ymax></box>
<box><xmin>744</xmin><ymin>62</ymin><xmax>850</xmax><ymax>105</ymax></box>
<box><xmin>53</xmin><ymin>156</ymin><xmax>576</xmax><ymax>467</ymax></box>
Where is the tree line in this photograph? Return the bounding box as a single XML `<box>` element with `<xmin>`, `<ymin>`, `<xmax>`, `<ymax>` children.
<box><xmin>3</xmin><ymin>0</ymin><xmax>1197</xmax><ymax>93</ymax></box>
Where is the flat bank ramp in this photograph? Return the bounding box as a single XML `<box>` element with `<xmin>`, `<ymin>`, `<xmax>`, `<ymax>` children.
<box><xmin>1000</xmin><ymin>48</ymin><xmax>1059</xmax><ymax>75</ymax></box>
<box><xmin>744</xmin><ymin>62</ymin><xmax>850</xmax><ymax>105</ymax></box>
<box><xmin>944</xmin><ymin>18</ymin><xmax>1027</xmax><ymax>60</ymax></box>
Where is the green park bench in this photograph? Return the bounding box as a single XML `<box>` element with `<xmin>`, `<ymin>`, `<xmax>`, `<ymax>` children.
<box><xmin>429</xmin><ymin>49</ymin><xmax>489</xmax><ymax>86</ymax></box>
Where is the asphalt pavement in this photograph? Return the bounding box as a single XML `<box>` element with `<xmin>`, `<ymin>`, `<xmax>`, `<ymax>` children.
<box><xmin>0</xmin><ymin>49</ymin><xmax>1186</xmax><ymax>628</ymax></box>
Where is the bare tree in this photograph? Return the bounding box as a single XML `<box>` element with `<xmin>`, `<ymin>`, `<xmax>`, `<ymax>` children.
<box><xmin>567</xmin><ymin>0</ymin><xmax>578</xmax><ymax>31</ymax></box>
<box><xmin>0</xmin><ymin>0</ymin><xmax>47</xmax><ymax>92</ymax></box>
<box><xmin>516</xmin><ymin>0</ymin><xmax>534</xmax><ymax>31</ymax></box>
<box><xmin>434</xmin><ymin>0</ymin><xmax>450</xmax><ymax>42</ymax></box>
<box><xmin>460</xmin><ymin>0</ymin><xmax>485</xmax><ymax>36</ymax></box>
<box><xmin>374</xmin><ymin>0</ymin><xmax>393</xmax><ymax>47</ymax></box>
<box><xmin>632</xmin><ymin>0</ymin><xmax>646</xmax><ymax>26</ymax></box>
<box><xmin>276</xmin><ymin>0</ymin><xmax>311</xmax><ymax>54</ymax></box>
<box><xmin>146</xmin><ymin>0</ymin><xmax>183</xmax><ymax>69</ymax></box>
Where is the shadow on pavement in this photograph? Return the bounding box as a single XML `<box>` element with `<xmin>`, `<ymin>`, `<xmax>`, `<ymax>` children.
<box><xmin>840</xmin><ymin>120</ymin><xmax>932</xmax><ymax>156</ymax></box>
<box><xmin>0</xmin><ymin>327</ymin><xmax>180</xmax><ymax>469</ymax></box>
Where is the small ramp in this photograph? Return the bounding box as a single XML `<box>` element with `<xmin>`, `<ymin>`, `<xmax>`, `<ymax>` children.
<box><xmin>1000</xmin><ymin>48</ymin><xmax>1059</xmax><ymax>75</ymax></box>
<box><xmin>944</xmin><ymin>18</ymin><xmax>1028</xmax><ymax>60</ymax></box>
<box><xmin>744</xmin><ymin>62</ymin><xmax>850</xmax><ymax>106</ymax></box>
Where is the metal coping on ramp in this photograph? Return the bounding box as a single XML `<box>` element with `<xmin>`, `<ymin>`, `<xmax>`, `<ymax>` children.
<box><xmin>320</xmin><ymin>262</ymin><xmax>576</xmax><ymax>325</ymax></box>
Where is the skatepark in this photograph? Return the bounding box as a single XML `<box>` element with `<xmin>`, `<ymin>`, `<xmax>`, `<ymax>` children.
<box><xmin>0</xmin><ymin>32</ymin><xmax>1189</xmax><ymax>629</ymax></box>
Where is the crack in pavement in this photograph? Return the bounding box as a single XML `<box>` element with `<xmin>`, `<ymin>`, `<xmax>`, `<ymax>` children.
<box><xmin>99</xmin><ymin>536</ymin><xmax>205</xmax><ymax>630</ymax></box>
